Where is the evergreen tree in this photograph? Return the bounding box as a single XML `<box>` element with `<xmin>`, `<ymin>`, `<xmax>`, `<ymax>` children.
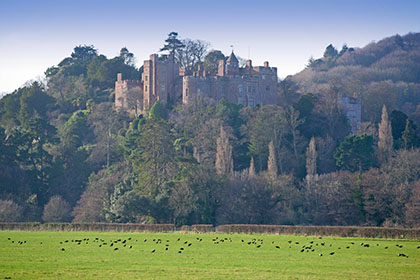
<box><xmin>267</xmin><ymin>140</ymin><xmax>278</xmax><ymax>178</ymax></box>
<box><xmin>306</xmin><ymin>136</ymin><xmax>317</xmax><ymax>177</ymax></box>
<box><xmin>215</xmin><ymin>126</ymin><xmax>233</xmax><ymax>176</ymax></box>
<box><xmin>378</xmin><ymin>105</ymin><xmax>393</xmax><ymax>164</ymax></box>
<box><xmin>249</xmin><ymin>157</ymin><xmax>256</xmax><ymax>177</ymax></box>
<box><xmin>402</xmin><ymin>119</ymin><xmax>418</xmax><ymax>149</ymax></box>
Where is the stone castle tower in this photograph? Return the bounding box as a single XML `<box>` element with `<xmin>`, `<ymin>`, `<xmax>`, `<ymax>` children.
<box><xmin>142</xmin><ymin>54</ymin><xmax>181</xmax><ymax>111</ymax></box>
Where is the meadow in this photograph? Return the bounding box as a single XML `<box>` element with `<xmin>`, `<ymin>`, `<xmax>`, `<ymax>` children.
<box><xmin>1</xmin><ymin>231</ymin><xmax>420</xmax><ymax>279</ymax></box>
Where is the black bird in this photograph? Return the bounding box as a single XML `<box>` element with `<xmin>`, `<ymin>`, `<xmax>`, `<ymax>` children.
<box><xmin>256</xmin><ymin>245</ymin><xmax>261</xmax><ymax>248</ymax></box>
<box><xmin>180</xmin><ymin>248</ymin><xmax>184</xmax><ymax>250</ymax></box>
<box><xmin>329</xmin><ymin>252</ymin><xmax>335</xmax><ymax>255</ymax></box>
<box><xmin>300</xmin><ymin>249</ymin><xmax>304</xmax><ymax>252</ymax></box>
<box><xmin>417</xmin><ymin>246</ymin><xmax>420</xmax><ymax>249</ymax></box>
<box><xmin>384</xmin><ymin>247</ymin><xmax>388</xmax><ymax>249</ymax></box>
<box><xmin>319</xmin><ymin>254</ymin><xmax>323</xmax><ymax>256</ymax></box>
<box><xmin>114</xmin><ymin>248</ymin><xmax>118</xmax><ymax>251</ymax></box>
<box><xmin>165</xmin><ymin>248</ymin><xmax>168</xmax><ymax>251</ymax></box>
<box><xmin>61</xmin><ymin>248</ymin><xmax>65</xmax><ymax>251</ymax></box>
<box><xmin>129</xmin><ymin>245</ymin><xmax>132</xmax><ymax>249</ymax></box>
<box><xmin>275</xmin><ymin>246</ymin><xmax>280</xmax><ymax>249</ymax></box>
<box><xmin>188</xmin><ymin>243</ymin><xmax>192</xmax><ymax>247</ymax></box>
<box><xmin>151</xmin><ymin>249</ymin><xmax>155</xmax><ymax>253</ymax></box>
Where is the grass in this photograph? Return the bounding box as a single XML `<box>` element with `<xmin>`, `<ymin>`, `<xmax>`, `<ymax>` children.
<box><xmin>1</xmin><ymin>231</ymin><xmax>420</xmax><ymax>279</ymax></box>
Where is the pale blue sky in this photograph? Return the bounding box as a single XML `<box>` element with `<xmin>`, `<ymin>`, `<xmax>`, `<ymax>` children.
<box><xmin>1</xmin><ymin>0</ymin><xmax>420</xmax><ymax>93</ymax></box>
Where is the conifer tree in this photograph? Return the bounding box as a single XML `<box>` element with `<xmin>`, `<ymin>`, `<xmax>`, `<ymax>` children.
<box><xmin>378</xmin><ymin>105</ymin><xmax>393</xmax><ymax>164</ymax></box>
<box><xmin>215</xmin><ymin>126</ymin><xmax>233</xmax><ymax>176</ymax></box>
<box><xmin>249</xmin><ymin>157</ymin><xmax>256</xmax><ymax>177</ymax></box>
<box><xmin>306</xmin><ymin>137</ymin><xmax>317</xmax><ymax>177</ymax></box>
<box><xmin>267</xmin><ymin>141</ymin><xmax>277</xmax><ymax>178</ymax></box>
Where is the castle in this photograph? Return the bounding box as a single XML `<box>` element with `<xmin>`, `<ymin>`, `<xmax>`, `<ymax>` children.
<box><xmin>115</xmin><ymin>51</ymin><xmax>278</xmax><ymax>116</ymax></box>
<box><xmin>115</xmin><ymin>51</ymin><xmax>362</xmax><ymax>133</ymax></box>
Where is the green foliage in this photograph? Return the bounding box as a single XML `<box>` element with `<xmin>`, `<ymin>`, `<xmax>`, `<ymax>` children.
<box><xmin>323</xmin><ymin>44</ymin><xmax>338</xmax><ymax>59</ymax></box>
<box><xmin>203</xmin><ymin>50</ymin><xmax>225</xmax><ymax>73</ymax></box>
<box><xmin>334</xmin><ymin>134</ymin><xmax>374</xmax><ymax>172</ymax></box>
<box><xmin>148</xmin><ymin>101</ymin><xmax>167</xmax><ymax>120</ymax></box>
<box><xmin>160</xmin><ymin>32</ymin><xmax>185</xmax><ymax>58</ymax></box>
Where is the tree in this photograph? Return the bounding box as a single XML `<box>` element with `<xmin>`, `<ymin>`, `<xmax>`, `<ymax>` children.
<box><xmin>0</xmin><ymin>200</ymin><xmax>23</xmax><ymax>222</ymax></box>
<box><xmin>148</xmin><ymin>101</ymin><xmax>167</xmax><ymax>120</ymax></box>
<box><xmin>390</xmin><ymin>110</ymin><xmax>408</xmax><ymax>141</ymax></box>
<box><xmin>334</xmin><ymin>134</ymin><xmax>374</xmax><ymax>172</ymax></box>
<box><xmin>176</xmin><ymin>39</ymin><xmax>209</xmax><ymax>70</ymax></box>
<box><xmin>323</xmin><ymin>44</ymin><xmax>338</xmax><ymax>59</ymax></box>
<box><xmin>249</xmin><ymin>157</ymin><xmax>256</xmax><ymax>177</ymax></box>
<box><xmin>130</xmin><ymin>119</ymin><xmax>177</xmax><ymax>201</ymax></box>
<box><xmin>71</xmin><ymin>45</ymin><xmax>98</xmax><ymax>62</ymax></box>
<box><xmin>401</xmin><ymin>119</ymin><xmax>419</xmax><ymax>149</ymax></box>
<box><xmin>160</xmin><ymin>32</ymin><xmax>185</xmax><ymax>60</ymax></box>
<box><xmin>378</xmin><ymin>105</ymin><xmax>393</xmax><ymax>164</ymax></box>
<box><xmin>215</xmin><ymin>126</ymin><xmax>233</xmax><ymax>176</ymax></box>
<box><xmin>267</xmin><ymin>141</ymin><xmax>277</xmax><ymax>178</ymax></box>
<box><xmin>42</xmin><ymin>195</ymin><xmax>72</xmax><ymax>222</ymax></box>
<box><xmin>203</xmin><ymin>50</ymin><xmax>225</xmax><ymax>73</ymax></box>
<box><xmin>119</xmin><ymin>47</ymin><xmax>135</xmax><ymax>66</ymax></box>
<box><xmin>405</xmin><ymin>181</ymin><xmax>420</xmax><ymax>226</ymax></box>
<box><xmin>306</xmin><ymin>136</ymin><xmax>317</xmax><ymax>178</ymax></box>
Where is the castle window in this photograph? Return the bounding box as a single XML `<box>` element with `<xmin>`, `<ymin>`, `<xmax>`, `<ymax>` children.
<box><xmin>238</xmin><ymin>85</ymin><xmax>243</xmax><ymax>93</ymax></box>
<box><xmin>185</xmin><ymin>88</ymin><xmax>189</xmax><ymax>96</ymax></box>
<box><xmin>145</xmin><ymin>75</ymin><xmax>148</xmax><ymax>82</ymax></box>
<box><xmin>262</xmin><ymin>75</ymin><xmax>266</xmax><ymax>80</ymax></box>
<box><xmin>145</xmin><ymin>86</ymin><xmax>148</xmax><ymax>92</ymax></box>
<box><xmin>266</xmin><ymin>86</ymin><xmax>270</xmax><ymax>91</ymax></box>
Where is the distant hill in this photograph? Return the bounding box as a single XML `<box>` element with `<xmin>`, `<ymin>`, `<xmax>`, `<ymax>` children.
<box><xmin>288</xmin><ymin>32</ymin><xmax>420</xmax><ymax>122</ymax></box>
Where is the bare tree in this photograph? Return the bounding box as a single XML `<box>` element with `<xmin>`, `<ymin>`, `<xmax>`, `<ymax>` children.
<box><xmin>177</xmin><ymin>39</ymin><xmax>210</xmax><ymax>70</ymax></box>
<box><xmin>42</xmin><ymin>196</ymin><xmax>72</xmax><ymax>222</ymax></box>
<box><xmin>0</xmin><ymin>200</ymin><xmax>23</xmax><ymax>222</ymax></box>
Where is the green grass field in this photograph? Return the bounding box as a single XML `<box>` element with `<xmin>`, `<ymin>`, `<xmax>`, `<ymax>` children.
<box><xmin>1</xmin><ymin>231</ymin><xmax>419</xmax><ymax>279</ymax></box>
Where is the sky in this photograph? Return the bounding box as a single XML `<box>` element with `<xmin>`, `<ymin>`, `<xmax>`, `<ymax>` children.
<box><xmin>1</xmin><ymin>0</ymin><xmax>420</xmax><ymax>94</ymax></box>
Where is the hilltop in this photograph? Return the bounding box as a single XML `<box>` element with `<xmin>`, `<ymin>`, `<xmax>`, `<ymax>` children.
<box><xmin>286</xmin><ymin>32</ymin><xmax>420</xmax><ymax>122</ymax></box>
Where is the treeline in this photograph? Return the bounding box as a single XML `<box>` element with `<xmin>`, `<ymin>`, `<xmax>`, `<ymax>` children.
<box><xmin>1</xmin><ymin>33</ymin><xmax>420</xmax><ymax>228</ymax></box>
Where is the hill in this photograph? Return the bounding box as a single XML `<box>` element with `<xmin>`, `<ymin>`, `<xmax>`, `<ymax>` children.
<box><xmin>287</xmin><ymin>32</ymin><xmax>420</xmax><ymax>122</ymax></box>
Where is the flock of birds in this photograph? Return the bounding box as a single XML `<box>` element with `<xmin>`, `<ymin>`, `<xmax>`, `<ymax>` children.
<box><xmin>5</xmin><ymin>235</ymin><xmax>420</xmax><ymax>259</ymax></box>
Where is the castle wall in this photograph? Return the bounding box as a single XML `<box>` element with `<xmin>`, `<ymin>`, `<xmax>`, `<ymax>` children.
<box><xmin>115</xmin><ymin>73</ymin><xmax>143</xmax><ymax>117</ymax></box>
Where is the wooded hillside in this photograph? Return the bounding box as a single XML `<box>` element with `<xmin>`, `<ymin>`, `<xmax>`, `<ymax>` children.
<box><xmin>1</xmin><ymin>33</ymin><xmax>420</xmax><ymax>227</ymax></box>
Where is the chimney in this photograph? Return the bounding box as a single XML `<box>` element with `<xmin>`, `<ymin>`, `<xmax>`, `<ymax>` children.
<box><xmin>264</xmin><ymin>61</ymin><xmax>269</xmax><ymax>67</ymax></box>
<box><xmin>246</xmin><ymin>60</ymin><xmax>252</xmax><ymax>68</ymax></box>
<box><xmin>117</xmin><ymin>73</ymin><xmax>122</xmax><ymax>81</ymax></box>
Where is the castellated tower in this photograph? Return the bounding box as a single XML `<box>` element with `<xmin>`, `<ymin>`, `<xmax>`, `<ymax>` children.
<box><xmin>142</xmin><ymin>54</ymin><xmax>181</xmax><ymax>112</ymax></box>
<box><xmin>115</xmin><ymin>73</ymin><xmax>143</xmax><ymax>117</ymax></box>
